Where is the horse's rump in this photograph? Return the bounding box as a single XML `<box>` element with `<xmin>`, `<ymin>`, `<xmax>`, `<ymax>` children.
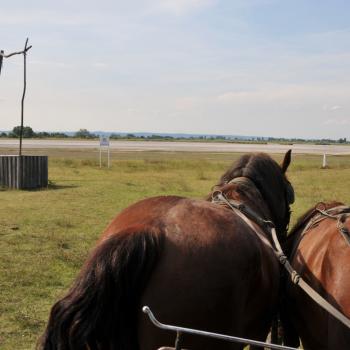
<box><xmin>137</xmin><ymin>197</ymin><xmax>280</xmax><ymax>349</ymax></box>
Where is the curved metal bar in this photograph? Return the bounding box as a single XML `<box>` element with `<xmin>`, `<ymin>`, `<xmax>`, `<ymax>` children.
<box><xmin>142</xmin><ymin>306</ymin><xmax>299</xmax><ymax>350</ymax></box>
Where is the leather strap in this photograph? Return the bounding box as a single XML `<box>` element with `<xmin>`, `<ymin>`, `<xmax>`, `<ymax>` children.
<box><xmin>212</xmin><ymin>192</ymin><xmax>350</xmax><ymax>330</ymax></box>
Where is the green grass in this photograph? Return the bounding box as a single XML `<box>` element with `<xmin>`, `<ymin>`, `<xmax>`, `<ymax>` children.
<box><xmin>1</xmin><ymin>151</ymin><xmax>350</xmax><ymax>349</ymax></box>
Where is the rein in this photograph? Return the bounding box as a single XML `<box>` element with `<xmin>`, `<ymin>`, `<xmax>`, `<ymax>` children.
<box><xmin>211</xmin><ymin>188</ymin><xmax>350</xmax><ymax>331</ymax></box>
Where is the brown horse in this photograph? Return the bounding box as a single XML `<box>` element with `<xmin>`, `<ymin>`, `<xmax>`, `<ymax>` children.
<box><xmin>282</xmin><ymin>202</ymin><xmax>350</xmax><ymax>349</ymax></box>
<box><xmin>40</xmin><ymin>151</ymin><xmax>294</xmax><ymax>350</ymax></box>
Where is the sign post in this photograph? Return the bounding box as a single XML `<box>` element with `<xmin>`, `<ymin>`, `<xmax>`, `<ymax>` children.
<box><xmin>99</xmin><ymin>136</ymin><xmax>110</xmax><ymax>168</ymax></box>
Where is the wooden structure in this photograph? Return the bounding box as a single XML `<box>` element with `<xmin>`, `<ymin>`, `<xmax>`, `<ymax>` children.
<box><xmin>0</xmin><ymin>155</ymin><xmax>48</xmax><ymax>189</ymax></box>
<box><xmin>1</xmin><ymin>39</ymin><xmax>49</xmax><ymax>190</ymax></box>
<box><xmin>1</xmin><ymin>39</ymin><xmax>32</xmax><ymax>156</ymax></box>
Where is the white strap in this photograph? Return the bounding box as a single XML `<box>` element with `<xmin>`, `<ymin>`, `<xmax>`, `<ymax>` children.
<box><xmin>270</xmin><ymin>226</ymin><xmax>350</xmax><ymax>329</ymax></box>
<box><xmin>215</xmin><ymin>193</ymin><xmax>350</xmax><ymax>330</ymax></box>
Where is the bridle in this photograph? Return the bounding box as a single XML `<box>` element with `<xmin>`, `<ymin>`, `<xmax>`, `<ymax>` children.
<box><xmin>212</xmin><ymin>176</ymin><xmax>290</xmax><ymax>240</ymax></box>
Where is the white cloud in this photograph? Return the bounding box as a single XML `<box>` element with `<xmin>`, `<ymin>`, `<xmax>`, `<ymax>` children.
<box><xmin>31</xmin><ymin>60</ymin><xmax>72</xmax><ymax>69</ymax></box>
<box><xmin>216</xmin><ymin>85</ymin><xmax>350</xmax><ymax>105</ymax></box>
<box><xmin>154</xmin><ymin>0</ymin><xmax>216</xmax><ymax>15</ymax></box>
<box><xmin>91</xmin><ymin>62</ymin><xmax>108</xmax><ymax>69</ymax></box>
<box><xmin>175</xmin><ymin>97</ymin><xmax>199</xmax><ymax>110</ymax></box>
<box><xmin>217</xmin><ymin>86</ymin><xmax>313</xmax><ymax>103</ymax></box>
<box><xmin>323</xmin><ymin>118</ymin><xmax>350</xmax><ymax>125</ymax></box>
<box><xmin>322</xmin><ymin>104</ymin><xmax>342</xmax><ymax>111</ymax></box>
<box><xmin>0</xmin><ymin>10</ymin><xmax>96</xmax><ymax>26</ymax></box>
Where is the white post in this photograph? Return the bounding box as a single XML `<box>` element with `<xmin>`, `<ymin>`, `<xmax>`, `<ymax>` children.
<box><xmin>99</xmin><ymin>147</ymin><xmax>102</xmax><ymax>168</ymax></box>
<box><xmin>322</xmin><ymin>154</ymin><xmax>327</xmax><ymax>168</ymax></box>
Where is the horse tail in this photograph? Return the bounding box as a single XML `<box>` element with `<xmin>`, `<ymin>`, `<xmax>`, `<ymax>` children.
<box><xmin>39</xmin><ymin>227</ymin><xmax>164</xmax><ymax>350</ymax></box>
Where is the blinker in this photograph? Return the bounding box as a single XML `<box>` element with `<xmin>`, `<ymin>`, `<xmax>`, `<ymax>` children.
<box><xmin>286</xmin><ymin>182</ymin><xmax>295</xmax><ymax>204</ymax></box>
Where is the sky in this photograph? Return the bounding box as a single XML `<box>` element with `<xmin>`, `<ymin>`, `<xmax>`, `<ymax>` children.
<box><xmin>1</xmin><ymin>0</ymin><xmax>350</xmax><ymax>139</ymax></box>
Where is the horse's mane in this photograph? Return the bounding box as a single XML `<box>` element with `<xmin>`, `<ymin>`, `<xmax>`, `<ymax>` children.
<box><xmin>217</xmin><ymin>153</ymin><xmax>285</xmax><ymax>193</ymax></box>
<box><xmin>218</xmin><ymin>154</ymin><xmax>267</xmax><ymax>185</ymax></box>
<box><xmin>210</xmin><ymin>152</ymin><xmax>292</xmax><ymax>236</ymax></box>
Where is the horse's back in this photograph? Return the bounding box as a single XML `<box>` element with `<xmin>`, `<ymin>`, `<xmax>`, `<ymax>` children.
<box><xmin>101</xmin><ymin>196</ymin><xmax>185</xmax><ymax>240</ymax></box>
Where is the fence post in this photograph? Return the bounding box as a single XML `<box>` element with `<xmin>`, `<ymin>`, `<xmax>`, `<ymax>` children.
<box><xmin>322</xmin><ymin>154</ymin><xmax>327</xmax><ymax>168</ymax></box>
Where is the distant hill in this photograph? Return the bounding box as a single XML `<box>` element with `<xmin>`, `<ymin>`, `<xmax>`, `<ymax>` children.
<box><xmin>0</xmin><ymin>129</ymin><xmax>348</xmax><ymax>144</ymax></box>
<box><xmin>1</xmin><ymin>129</ymin><xmax>261</xmax><ymax>140</ymax></box>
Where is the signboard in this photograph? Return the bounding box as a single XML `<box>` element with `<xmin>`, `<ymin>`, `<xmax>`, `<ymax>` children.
<box><xmin>100</xmin><ymin>136</ymin><xmax>110</xmax><ymax>146</ymax></box>
<box><xmin>99</xmin><ymin>136</ymin><xmax>110</xmax><ymax>168</ymax></box>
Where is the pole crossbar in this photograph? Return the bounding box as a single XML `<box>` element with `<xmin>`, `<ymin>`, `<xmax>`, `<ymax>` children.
<box><xmin>0</xmin><ymin>46</ymin><xmax>32</xmax><ymax>58</ymax></box>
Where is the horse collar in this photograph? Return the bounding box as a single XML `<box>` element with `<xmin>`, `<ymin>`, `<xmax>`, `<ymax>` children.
<box><xmin>213</xmin><ymin>176</ymin><xmax>275</xmax><ymax>232</ymax></box>
<box><xmin>228</xmin><ymin>176</ymin><xmax>256</xmax><ymax>187</ymax></box>
<box><xmin>299</xmin><ymin>205</ymin><xmax>350</xmax><ymax>248</ymax></box>
<box><xmin>211</xmin><ymin>191</ymin><xmax>275</xmax><ymax>235</ymax></box>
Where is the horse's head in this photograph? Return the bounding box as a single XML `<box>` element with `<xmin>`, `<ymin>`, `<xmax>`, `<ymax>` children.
<box><xmin>213</xmin><ymin>150</ymin><xmax>294</xmax><ymax>241</ymax></box>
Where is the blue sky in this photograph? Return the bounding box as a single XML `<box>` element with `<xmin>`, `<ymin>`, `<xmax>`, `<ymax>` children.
<box><xmin>1</xmin><ymin>0</ymin><xmax>350</xmax><ymax>138</ymax></box>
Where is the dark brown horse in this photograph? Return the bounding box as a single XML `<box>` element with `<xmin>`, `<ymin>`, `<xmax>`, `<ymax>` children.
<box><xmin>282</xmin><ymin>202</ymin><xmax>350</xmax><ymax>349</ymax></box>
<box><xmin>40</xmin><ymin>151</ymin><xmax>294</xmax><ymax>350</ymax></box>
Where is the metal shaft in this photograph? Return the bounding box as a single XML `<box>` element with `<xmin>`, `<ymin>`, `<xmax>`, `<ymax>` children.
<box><xmin>142</xmin><ymin>306</ymin><xmax>299</xmax><ymax>350</ymax></box>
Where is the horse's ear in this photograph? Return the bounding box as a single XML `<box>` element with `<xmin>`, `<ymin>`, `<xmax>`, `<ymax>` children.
<box><xmin>281</xmin><ymin>149</ymin><xmax>292</xmax><ymax>173</ymax></box>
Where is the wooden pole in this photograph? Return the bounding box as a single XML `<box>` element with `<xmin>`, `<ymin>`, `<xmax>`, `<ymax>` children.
<box><xmin>0</xmin><ymin>50</ymin><xmax>3</xmax><ymax>76</ymax></box>
<box><xmin>100</xmin><ymin>147</ymin><xmax>102</xmax><ymax>168</ymax></box>
<box><xmin>19</xmin><ymin>38</ymin><xmax>29</xmax><ymax>156</ymax></box>
<box><xmin>0</xmin><ymin>39</ymin><xmax>32</xmax><ymax>156</ymax></box>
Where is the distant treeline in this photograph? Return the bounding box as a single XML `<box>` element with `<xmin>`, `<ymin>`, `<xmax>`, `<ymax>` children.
<box><xmin>0</xmin><ymin>126</ymin><xmax>348</xmax><ymax>144</ymax></box>
<box><xmin>109</xmin><ymin>133</ymin><xmax>237</xmax><ymax>141</ymax></box>
<box><xmin>1</xmin><ymin>126</ymin><xmax>70</xmax><ymax>139</ymax></box>
<box><xmin>265</xmin><ymin>137</ymin><xmax>348</xmax><ymax>144</ymax></box>
<box><xmin>0</xmin><ymin>127</ymin><xmax>96</xmax><ymax>139</ymax></box>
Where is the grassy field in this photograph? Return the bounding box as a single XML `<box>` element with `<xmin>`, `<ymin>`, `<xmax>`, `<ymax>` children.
<box><xmin>1</xmin><ymin>149</ymin><xmax>350</xmax><ymax>349</ymax></box>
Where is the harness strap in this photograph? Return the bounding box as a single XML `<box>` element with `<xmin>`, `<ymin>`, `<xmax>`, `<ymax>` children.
<box><xmin>295</xmin><ymin>206</ymin><xmax>350</xmax><ymax>250</ymax></box>
<box><xmin>213</xmin><ymin>193</ymin><xmax>272</xmax><ymax>249</ymax></box>
<box><xmin>316</xmin><ymin>207</ymin><xmax>350</xmax><ymax>246</ymax></box>
<box><xmin>213</xmin><ymin>192</ymin><xmax>350</xmax><ymax>330</ymax></box>
<box><xmin>338</xmin><ymin>215</ymin><xmax>350</xmax><ymax>246</ymax></box>
<box><xmin>270</xmin><ymin>227</ymin><xmax>350</xmax><ymax>329</ymax></box>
